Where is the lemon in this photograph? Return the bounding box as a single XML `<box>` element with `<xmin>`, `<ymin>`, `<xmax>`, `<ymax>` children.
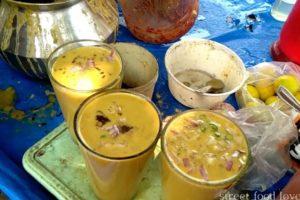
<box><xmin>265</xmin><ymin>96</ymin><xmax>278</xmax><ymax>105</ymax></box>
<box><xmin>254</xmin><ymin>79</ymin><xmax>275</xmax><ymax>101</ymax></box>
<box><xmin>295</xmin><ymin>92</ymin><xmax>300</xmax><ymax>102</ymax></box>
<box><xmin>274</xmin><ymin>75</ymin><xmax>300</xmax><ymax>95</ymax></box>
<box><xmin>245</xmin><ymin>101</ymin><xmax>258</xmax><ymax>108</ymax></box>
<box><xmin>247</xmin><ymin>84</ymin><xmax>260</xmax><ymax>98</ymax></box>
<box><xmin>255</xmin><ymin>84</ymin><xmax>275</xmax><ymax>101</ymax></box>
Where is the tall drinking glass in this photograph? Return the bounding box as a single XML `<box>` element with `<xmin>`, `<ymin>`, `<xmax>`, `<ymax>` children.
<box><xmin>47</xmin><ymin>40</ymin><xmax>123</xmax><ymax>142</ymax></box>
<box><xmin>74</xmin><ymin>90</ymin><xmax>162</xmax><ymax>200</ymax></box>
<box><xmin>161</xmin><ymin>109</ymin><xmax>251</xmax><ymax>200</ymax></box>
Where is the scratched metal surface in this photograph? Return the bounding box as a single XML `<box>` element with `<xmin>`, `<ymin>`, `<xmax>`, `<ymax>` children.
<box><xmin>0</xmin><ymin>0</ymin><xmax>292</xmax><ymax>199</ymax></box>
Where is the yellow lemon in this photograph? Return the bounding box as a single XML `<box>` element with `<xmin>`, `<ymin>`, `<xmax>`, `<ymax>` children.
<box><xmin>265</xmin><ymin>96</ymin><xmax>278</xmax><ymax>105</ymax></box>
<box><xmin>295</xmin><ymin>92</ymin><xmax>300</xmax><ymax>102</ymax></box>
<box><xmin>255</xmin><ymin>79</ymin><xmax>275</xmax><ymax>101</ymax></box>
<box><xmin>247</xmin><ymin>84</ymin><xmax>260</xmax><ymax>98</ymax></box>
<box><xmin>274</xmin><ymin>75</ymin><xmax>300</xmax><ymax>95</ymax></box>
<box><xmin>255</xmin><ymin>83</ymin><xmax>275</xmax><ymax>101</ymax></box>
<box><xmin>245</xmin><ymin>101</ymin><xmax>258</xmax><ymax>108</ymax></box>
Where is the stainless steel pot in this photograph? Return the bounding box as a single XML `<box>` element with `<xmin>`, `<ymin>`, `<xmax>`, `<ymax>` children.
<box><xmin>0</xmin><ymin>0</ymin><xmax>118</xmax><ymax>78</ymax></box>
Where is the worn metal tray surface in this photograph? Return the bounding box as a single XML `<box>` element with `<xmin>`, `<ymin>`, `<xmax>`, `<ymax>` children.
<box><xmin>23</xmin><ymin>123</ymin><xmax>161</xmax><ymax>200</ymax></box>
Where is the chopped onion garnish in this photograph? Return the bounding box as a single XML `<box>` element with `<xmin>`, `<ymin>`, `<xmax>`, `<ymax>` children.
<box><xmin>107</xmin><ymin>50</ymin><xmax>116</xmax><ymax>61</ymax></box>
<box><xmin>86</xmin><ymin>58</ymin><xmax>95</xmax><ymax>68</ymax></box>
<box><xmin>205</xmin><ymin>153</ymin><xmax>217</xmax><ymax>164</ymax></box>
<box><xmin>191</xmin><ymin>150</ymin><xmax>198</xmax><ymax>154</ymax></box>
<box><xmin>232</xmin><ymin>150</ymin><xmax>240</xmax><ymax>158</ymax></box>
<box><xmin>207</xmin><ymin>136</ymin><xmax>216</xmax><ymax>145</ymax></box>
<box><xmin>103</xmin><ymin>125</ymin><xmax>120</xmax><ymax>138</ymax></box>
<box><xmin>185</xmin><ymin>118</ymin><xmax>202</xmax><ymax>128</ymax></box>
<box><xmin>238</xmin><ymin>149</ymin><xmax>247</xmax><ymax>154</ymax></box>
<box><xmin>116</xmin><ymin>104</ymin><xmax>122</xmax><ymax>116</ymax></box>
<box><xmin>199</xmin><ymin>165</ymin><xmax>209</xmax><ymax>181</ymax></box>
<box><xmin>182</xmin><ymin>158</ymin><xmax>190</xmax><ymax>168</ymax></box>
<box><xmin>70</xmin><ymin>65</ymin><xmax>82</xmax><ymax>72</ymax></box>
<box><xmin>226</xmin><ymin>159</ymin><xmax>233</xmax><ymax>171</ymax></box>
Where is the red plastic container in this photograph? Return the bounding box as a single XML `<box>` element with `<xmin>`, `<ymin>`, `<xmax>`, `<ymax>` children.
<box><xmin>119</xmin><ymin>0</ymin><xmax>199</xmax><ymax>44</ymax></box>
<box><xmin>271</xmin><ymin>0</ymin><xmax>300</xmax><ymax>65</ymax></box>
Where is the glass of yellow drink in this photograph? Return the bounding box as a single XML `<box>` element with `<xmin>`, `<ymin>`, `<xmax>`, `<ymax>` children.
<box><xmin>47</xmin><ymin>40</ymin><xmax>123</xmax><ymax>141</ymax></box>
<box><xmin>74</xmin><ymin>90</ymin><xmax>162</xmax><ymax>200</ymax></box>
<box><xmin>161</xmin><ymin>109</ymin><xmax>251</xmax><ymax>200</ymax></box>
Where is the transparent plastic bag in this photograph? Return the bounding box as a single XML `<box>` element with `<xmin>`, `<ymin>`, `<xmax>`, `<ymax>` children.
<box><xmin>235</xmin><ymin>62</ymin><xmax>300</xmax><ymax>119</ymax></box>
<box><xmin>225</xmin><ymin>106</ymin><xmax>298</xmax><ymax>192</ymax></box>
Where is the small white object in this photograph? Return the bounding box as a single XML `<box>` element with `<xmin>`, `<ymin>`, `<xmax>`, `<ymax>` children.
<box><xmin>165</xmin><ymin>39</ymin><xmax>246</xmax><ymax>108</ymax></box>
<box><xmin>290</xmin><ymin>143</ymin><xmax>300</xmax><ymax>160</ymax></box>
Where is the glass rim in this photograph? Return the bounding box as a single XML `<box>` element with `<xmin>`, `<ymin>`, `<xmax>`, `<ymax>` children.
<box><xmin>47</xmin><ymin>39</ymin><xmax>124</xmax><ymax>93</ymax></box>
<box><xmin>161</xmin><ymin>109</ymin><xmax>251</xmax><ymax>186</ymax></box>
<box><xmin>74</xmin><ymin>89</ymin><xmax>162</xmax><ymax>160</ymax></box>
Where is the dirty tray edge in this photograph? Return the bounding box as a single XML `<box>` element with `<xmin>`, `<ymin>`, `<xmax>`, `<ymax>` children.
<box><xmin>22</xmin><ymin>123</ymin><xmax>80</xmax><ymax>200</ymax></box>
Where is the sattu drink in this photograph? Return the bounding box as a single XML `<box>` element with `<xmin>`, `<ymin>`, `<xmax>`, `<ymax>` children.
<box><xmin>161</xmin><ymin>110</ymin><xmax>250</xmax><ymax>200</ymax></box>
<box><xmin>47</xmin><ymin>40</ymin><xmax>123</xmax><ymax>141</ymax></box>
<box><xmin>74</xmin><ymin>90</ymin><xmax>161</xmax><ymax>200</ymax></box>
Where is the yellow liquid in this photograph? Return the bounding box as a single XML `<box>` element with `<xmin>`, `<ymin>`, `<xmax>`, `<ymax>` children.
<box><xmin>50</xmin><ymin>46</ymin><xmax>122</xmax><ymax>141</ymax></box>
<box><xmin>78</xmin><ymin>92</ymin><xmax>160</xmax><ymax>157</ymax></box>
<box><xmin>52</xmin><ymin>46</ymin><xmax>122</xmax><ymax>90</ymax></box>
<box><xmin>161</xmin><ymin>110</ymin><xmax>249</xmax><ymax>200</ymax></box>
<box><xmin>76</xmin><ymin>92</ymin><xmax>160</xmax><ymax>200</ymax></box>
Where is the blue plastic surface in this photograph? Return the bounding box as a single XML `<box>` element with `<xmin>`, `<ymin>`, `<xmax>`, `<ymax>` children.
<box><xmin>0</xmin><ymin>0</ymin><xmax>294</xmax><ymax>199</ymax></box>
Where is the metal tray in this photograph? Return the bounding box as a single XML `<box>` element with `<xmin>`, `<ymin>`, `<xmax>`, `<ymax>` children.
<box><xmin>23</xmin><ymin>123</ymin><xmax>161</xmax><ymax>200</ymax></box>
